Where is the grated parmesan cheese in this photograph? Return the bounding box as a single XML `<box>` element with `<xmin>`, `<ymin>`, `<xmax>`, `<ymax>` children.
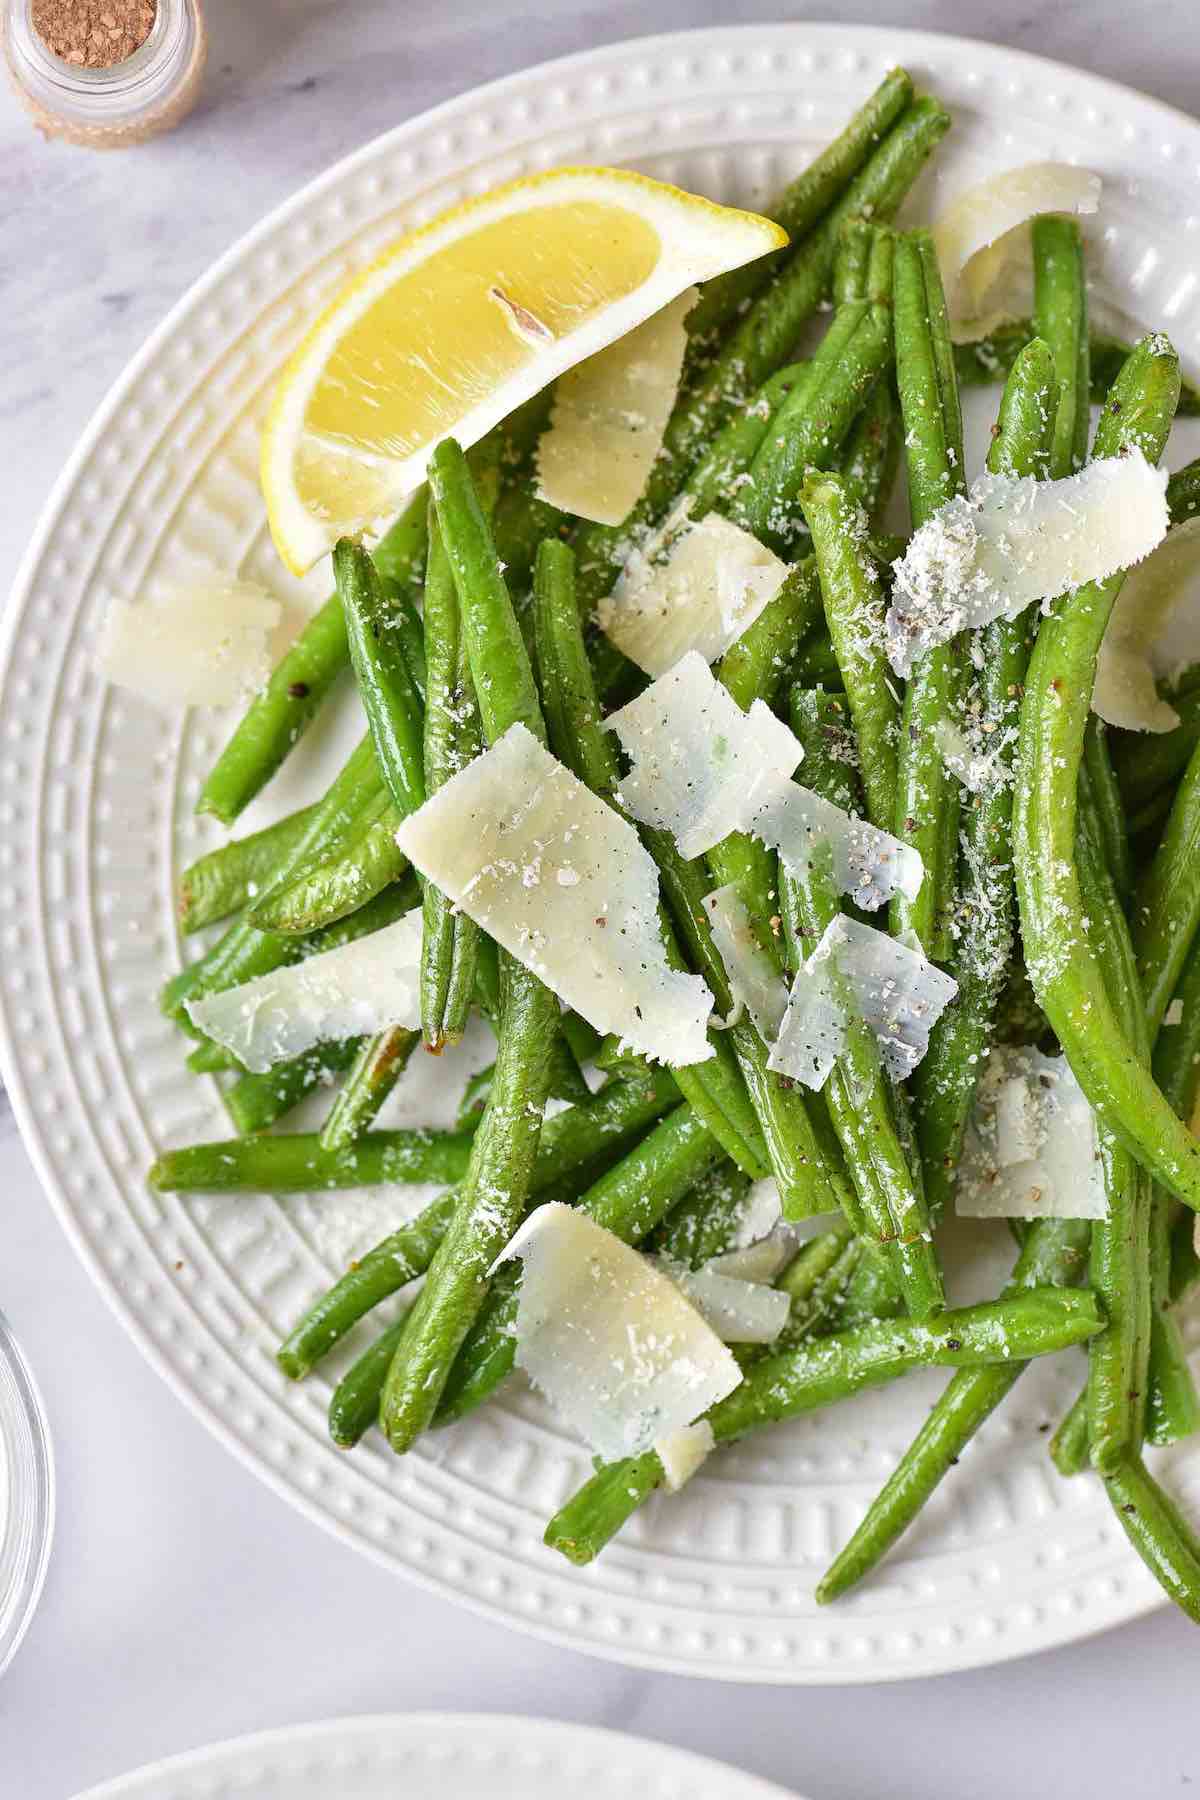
<box><xmin>887</xmin><ymin>451</ymin><xmax>1169</xmax><ymax>677</ymax></box>
<box><xmin>956</xmin><ymin>1045</ymin><xmax>1108</xmax><ymax>1220</ymax></box>
<box><xmin>97</xmin><ymin>579</ymin><xmax>281</xmax><ymax>709</ymax></box>
<box><xmin>932</xmin><ymin>162</ymin><xmax>1101</xmax><ymax>332</ymax></box>
<box><xmin>1093</xmin><ymin>516</ymin><xmax>1200</xmax><ymax>732</ymax></box>
<box><xmin>186</xmin><ymin>910</ymin><xmax>422</xmax><ymax>1072</ymax></box>
<box><xmin>608</xmin><ymin>652</ymin><xmax>922</xmax><ymax>907</ymax></box>
<box><xmin>536</xmin><ymin>288</ymin><xmax>696</xmax><ymax>526</ymax></box>
<box><xmin>768</xmin><ymin>915</ymin><xmax>958</xmax><ymax>1090</ymax></box>
<box><xmin>396</xmin><ymin>723</ymin><xmax>713</xmax><ymax>1065</ymax></box>
<box><xmin>499</xmin><ymin>1203</ymin><xmax>742</xmax><ymax>1462</ymax></box>
<box><xmin>598</xmin><ymin>509</ymin><xmax>789</xmax><ymax>675</ymax></box>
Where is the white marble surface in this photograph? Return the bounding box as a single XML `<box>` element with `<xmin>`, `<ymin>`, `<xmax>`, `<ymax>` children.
<box><xmin>3</xmin><ymin>3</ymin><xmax>1200</xmax><ymax>1795</ymax></box>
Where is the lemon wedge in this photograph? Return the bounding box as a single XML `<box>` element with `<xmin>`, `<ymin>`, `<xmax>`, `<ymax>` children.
<box><xmin>261</xmin><ymin>166</ymin><xmax>787</xmax><ymax>573</ymax></box>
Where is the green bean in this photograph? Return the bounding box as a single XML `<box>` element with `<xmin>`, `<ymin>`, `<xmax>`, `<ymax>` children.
<box><xmin>1171</xmin><ymin>1205</ymin><xmax>1200</xmax><ymax>1303</ymax></box>
<box><xmin>1050</xmin><ymin>1385</ymin><xmax>1091</xmax><ymax>1477</ymax></box>
<box><xmin>337</xmin><ymin>533</ymin><xmax>426</xmax><ymax>803</ymax></box>
<box><xmin>1083</xmin><ymin>717</ymin><xmax>1134</xmax><ymax>908</ymax></box>
<box><xmin>1014</xmin><ymin>336</ymin><xmax>1200</xmax><ymax>1209</ymax></box>
<box><xmin>717</xmin><ymin>556</ymin><xmax>826</xmax><ymax>714</ymax></box>
<box><xmin>1104</xmin><ymin>1455</ymin><xmax>1200</xmax><ymax>1624</ymax></box>
<box><xmin>1032</xmin><ymin>214</ymin><xmax>1090</xmax><ymax>478</ymax></box>
<box><xmin>581</xmin><ymin>361</ymin><xmax>811</xmax><ymax>711</ymax></box>
<box><xmin>178</xmin><ymin>805</ymin><xmax>317</xmax><ymax>934</ymax></box>
<box><xmin>165</xmin><ymin>733</ymin><xmax>385</xmax><ymax>1019</ymax></box>
<box><xmin>276</xmin><ymin>1069</ymin><xmax>676</xmax><ymax>1377</ymax></box>
<box><xmin>329</xmin><ymin>1313</ymin><xmax>410</xmax><ymax>1448</ymax></box>
<box><xmin>1113</xmin><ymin>686</ymin><xmax>1200</xmax><ymax>821</ymax></box>
<box><xmin>150</xmin><ymin>1127</ymin><xmax>476</xmax><ymax>1197</ymax></box>
<box><xmin>1167</xmin><ymin>456</ymin><xmax>1200</xmax><ymax>523</ymax></box>
<box><xmin>317</xmin><ymin>1026</ymin><xmax>420</xmax><ymax>1152</ymax></box>
<box><xmin>544</xmin><ymin>1287</ymin><xmax>1105</xmax><ymax>1564</ymax></box>
<box><xmin>420</xmin><ymin>515</ymin><xmax>482</xmax><ymax>1048</ymax></box>
<box><xmin>891</xmin><ymin>228</ymin><xmax>965</xmax><ymax>960</ymax></box>
<box><xmin>803</xmin><ymin>472</ymin><xmax>897</xmax><ymax>830</ymax></box>
<box><xmin>433</xmin><ymin>1103</ymin><xmax>725</xmax><ymax>1425</ymax></box>
<box><xmin>730</xmin><ymin>299</ymin><xmax>893</xmax><ymax>550</ymax></box>
<box><xmin>227</xmin><ymin>1037</ymin><xmax>361</xmax><ymax>1135</ymax></box>
<box><xmin>572</xmin><ymin>98</ymin><xmax>950</xmax><ymax>610</ymax></box>
<box><xmin>1076</xmin><ymin>785</ymin><xmax>1153</xmax><ymax>1475</ymax></box>
<box><xmin>196</xmin><ymin>497</ymin><xmax>426</xmax><ymax>824</ymax></box>
<box><xmin>779</xmin><ymin>686</ymin><xmax>942</xmax><ymax>1316</ymax></box>
<box><xmin>1133</xmin><ymin>737</ymin><xmax>1200</xmax><ymax>1042</ymax></box>
<box><xmin>249</xmin><ymin>795</ymin><xmax>408</xmax><ymax>935</ymax></box>
<box><xmin>1155</xmin><ymin>927</ymin><xmax>1200</xmax><ymax>1118</ymax></box>
<box><xmin>379</xmin><ymin>955</ymin><xmax>558</xmax><ymax>1451</ymax></box>
<box><xmin>836</xmin><ymin>375</ymin><xmax>900</xmax><ymax>525</ymax></box>
<box><xmin>685</xmin><ymin>70</ymin><xmax>915</xmax><ymax>353</ymax></box>
<box><xmin>955</xmin><ymin>322</ymin><xmax>1200</xmax><ymax>417</ymax></box>
<box><xmin>532</xmin><ymin>535</ymin><xmax>769</xmax><ymax>1179</ymax></box>
<box><xmin>380</xmin><ymin>443</ymin><xmax>562</xmax><ymax>1451</ymax></box>
<box><xmin>912</xmin><ymin>338</ymin><xmax>1058</xmax><ymax>1220</ymax></box>
<box><xmin>648</xmin><ymin>1161</ymin><xmax>754</xmax><ymax>1267</ymax></box>
<box><xmin>817</xmin><ymin>1215</ymin><xmax>1090</xmax><ymax>1600</ymax></box>
<box><xmin>186</xmin><ymin>1040</ymin><xmax>236</xmax><ymax>1075</ymax></box>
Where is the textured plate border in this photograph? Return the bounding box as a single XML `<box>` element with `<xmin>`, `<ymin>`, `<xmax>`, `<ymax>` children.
<box><xmin>67</xmin><ymin>1713</ymin><xmax>800</xmax><ymax>1800</ymax></box>
<box><xmin>4</xmin><ymin>24</ymin><xmax>1200</xmax><ymax>1685</ymax></box>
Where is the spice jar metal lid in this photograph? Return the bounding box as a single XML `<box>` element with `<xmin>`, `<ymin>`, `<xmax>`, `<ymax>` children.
<box><xmin>0</xmin><ymin>1309</ymin><xmax>54</xmax><ymax>1677</ymax></box>
<box><xmin>3</xmin><ymin>0</ymin><xmax>207</xmax><ymax>147</ymax></box>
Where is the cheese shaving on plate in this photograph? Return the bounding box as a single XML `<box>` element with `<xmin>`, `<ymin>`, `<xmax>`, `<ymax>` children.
<box><xmin>1093</xmin><ymin>517</ymin><xmax>1200</xmax><ymax>732</ymax></box>
<box><xmin>97</xmin><ymin>579</ymin><xmax>282</xmax><ymax>709</ymax></box>
<box><xmin>186</xmin><ymin>911</ymin><xmax>422</xmax><ymax>1072</ymax></box>
<box><xmin>396</xmin><ymin>723</ymin><xmax>713</xmax><ymax>1065</ymax></box>
<box><xmin>931</xmin><ymin>162</ymin><xmax>1101</xmax><ymax>332</ymax></box>
<box><xmin>598</xmin><ymin>509</ymin><xmax>789</xmax><ymax>675</ymax></box>
<box><xmin>499</xmin><ymin>1203</ymin><xmax>741</xmax><ymax>1462</ymax></box>
<box><xmin>536</xmin><ymin>288</ymin><xmax>696</xmax><ymax>526</ymax></box>
<box><xmin>768</xmin><ymin>915</ymin><xmax>958</xmax><ymax>1090</ymax></box>
<box><xmin>704</xmin><ymin>884</ymin><xmax>789</xmax><ymax>1039</ymax></box>
<box><xmin>956</xmin><ymin>1045</ymin><xmax>1108</xmax><ymax>1220</ymax></box>
<box><xmin>607</xmin><ymin>652</ymin><xmax>922</xmax><ymax>908</ymax></box>
<box><xmin>887</xmin><ymin>451</ymin><xmax>1169</xmax><ymax>676</ymax></box>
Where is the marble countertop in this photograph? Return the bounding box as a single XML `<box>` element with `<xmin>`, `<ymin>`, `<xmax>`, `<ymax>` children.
<box><xmin>3</xmin><ymin>4</ymin><xmax>1200</xmax><ymax>1796</ymax></box>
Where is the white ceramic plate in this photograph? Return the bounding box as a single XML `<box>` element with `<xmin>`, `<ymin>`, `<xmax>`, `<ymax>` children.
<box><xmin>5</xmin><ymin>24</ymin><xmax>1200</xmax><ymax>1685</ymax></box>
<box><xmin>67</xmin><ymin>1714</ymin><xmax>799</xmax><ymax>1800</ymax></box>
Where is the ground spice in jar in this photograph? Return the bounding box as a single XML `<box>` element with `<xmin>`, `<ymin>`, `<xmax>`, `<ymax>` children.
<box><xmin>31</xmin><ymin>0</ymin><xmax>157</xmax><ymax>69</ymax></box>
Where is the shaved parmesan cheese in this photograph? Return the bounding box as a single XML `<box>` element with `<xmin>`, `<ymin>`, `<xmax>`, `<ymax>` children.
<box><xmin>537</xmin><ymin>288</ymin><xmax>696</xmax><ymax>526</ymax></box>
<box><xmin>887</xmin><ymin>452</ymin><xmax>1169</xmax><ymax>677</ymax></box>
<box><xmin>728</xmin><ymin>1178</ymin><xmax>784</xmax><ymax>1252</ymax></box>
<box><xmin>665</xmin><ymin>1258</ymin><xmax>791</xmax><ymax>1344</ymax></box>
<box><xmin>956</xmin><ymin>1046</ymin><xmax>1108</xmax><ymax>1221</ymax></box>
<box><xmin>1165</xmin><ymin>998</ymin><xmax>1185</xmax><ymax>1028</ymax></box>
<box><xmin>599</xmin><ymin>510</ymin><xmax>789</xmax><ymax>675</ymax></box>
<box><xmin>1094</xmin><ymin>517</ymin><xmax>1200</xmax><ymax>731</ymax></box>
<box><xmin>934</xmin><ymin>717</ymin><xmax>1011</xmax><ymax>796</ymax></box>
<box><xmin>769</xmin><ymin>915</ymin><xmax>958</xmax><ymax>1090</ymax></box>
<box><xmin>186</xmin><ymin>911</ymin><xmax>422</xmax><ymax>1072</ymax></box>
<box><xmin>932</xmin><ymin>163</ymin><xmax>1101</xmax><ymax>331</ymax></box>
<box><xmin>97</xmin><ymin>579</ymin><xmax>281</xmax><ymax>709</ymax></box>
<box><xmin>704</xmin><ymin>884</ymin><xmax>789</xmax><ymax>1040</ymax></box>
<box><xmin>500</xmin><ymin>1203</ymin><xmax>741</xmax><ymax>1461</ymax></box>
<box><xmin>655</xmin><ymin>1419</ymin><xmax>715</xmax><ymax>1491</ymax></box>
<box><xmin>706</xmin><ymin>1225</ymin><xmax>795</xmax><ymax>1285</ymax></box>
<box><xmin>608</xmin><ymin>653</ymin><xmax>922</xmax><ymax>907</ymax></box>
<box><xmin>608</xmin><ymin>652</ymin><xmax>799</xmax><ymax>857</ymax></box>
<box><xmin>396</xmin><ymin>724</ymin><xmax>712</xmax><ymax>1065</ymax></box>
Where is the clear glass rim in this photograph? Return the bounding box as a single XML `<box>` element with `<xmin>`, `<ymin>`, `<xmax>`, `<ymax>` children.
<box><xmin>0</xmin><ymin>1309</ymin><xmax>55</xmax><ymax>1679</ymax></box>
<box><xmin>6</xmin><ymin>0</ymin><xmax>191</xmax><ymax>103</ymax></box>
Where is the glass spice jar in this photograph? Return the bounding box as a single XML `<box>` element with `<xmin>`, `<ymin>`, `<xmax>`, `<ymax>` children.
<box><xmin>2</xmin><ymin>0</ymin><xmax>207</xmax><ymax>147</ymax></box>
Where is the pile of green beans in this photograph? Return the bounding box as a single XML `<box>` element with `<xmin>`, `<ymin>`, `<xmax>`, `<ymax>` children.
<box><xmin>153</xmin><ymin>75</ymin><xmax>1200</xmax><ymax>1624</ymax></box>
